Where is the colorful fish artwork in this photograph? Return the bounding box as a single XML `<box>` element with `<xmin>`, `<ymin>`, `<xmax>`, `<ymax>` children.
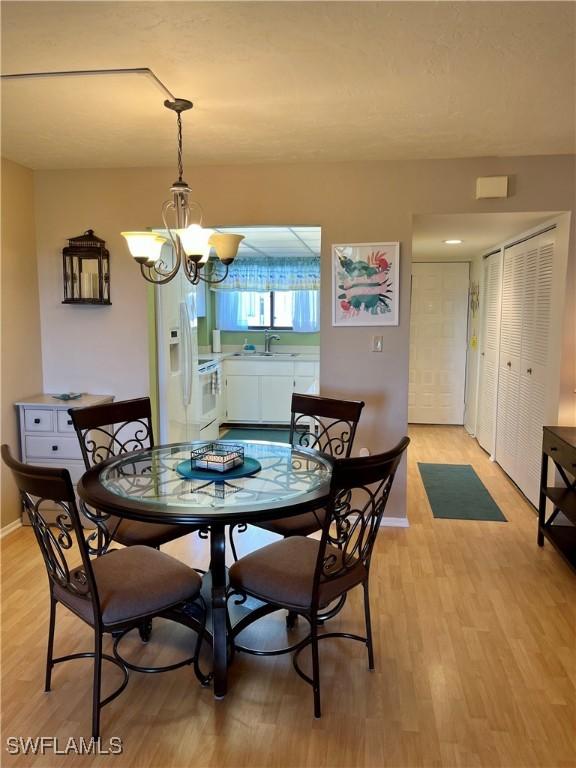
<box><xmin>332</xmin><ymin>243</ymin><xmax>400</xmax><ymax>326</ymax></box>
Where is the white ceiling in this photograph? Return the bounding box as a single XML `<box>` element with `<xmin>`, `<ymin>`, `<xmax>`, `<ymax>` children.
<box><xmin>215</xmin><ymin>226</ymin><xmax>320</xmax><ymax>259</ymax></box>
<box><xmin>412</xmin><ymin>212</ymin><xmax>560</xmax><ymax>260</ymax></box>
<box><xmin>2</xmin><ymin>1</ymin><xmax>574</xmax><ymax>170</ymax></box>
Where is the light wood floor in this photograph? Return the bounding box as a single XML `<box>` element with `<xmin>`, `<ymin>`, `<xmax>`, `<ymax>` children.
<box><xmin>1</xmin><ymin>426</ymin><xmax>574</xmax><ymax>768</ymax></box>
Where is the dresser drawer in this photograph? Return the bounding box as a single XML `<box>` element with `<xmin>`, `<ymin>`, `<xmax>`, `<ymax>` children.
<box><xmin>543</xmin><ymin>430</ymin><xmax>576</xmax><ymax>472</ymax></box>
<box><xmin>57</xmin><ymin>410</ymin><xmax>76</xmax><ymax>433</ymax></box>
<box><xmin>25</xmin><ymin>435</ymin><xmax>82</xmax><ymax>460</ymax></box>
<box><xmin>24</xmin><ymin>409</ymin><xmax>53</xmax><ymax>432</ymax></box>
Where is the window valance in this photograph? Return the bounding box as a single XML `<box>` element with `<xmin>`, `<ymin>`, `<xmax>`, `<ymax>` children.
<box><xmin>210</xmin><ymin>256</ymin><xmax>320</xmax><ymax>291</ymax></box>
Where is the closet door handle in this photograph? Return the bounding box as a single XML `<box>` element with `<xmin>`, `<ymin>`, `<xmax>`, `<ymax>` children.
<box><xmin>527</xmin><ymin>368</ymin><xmax>532</xmax><ymax>375</ymax></box>
<box><xmin>506</xmin><ymin>361</ymin><xmax>512</xmax><ymax>368</ymax></box>
<box><xmin>480</xmin><ymin>352</ymin><xmax>485</xmax><ymax>357</ymax></box>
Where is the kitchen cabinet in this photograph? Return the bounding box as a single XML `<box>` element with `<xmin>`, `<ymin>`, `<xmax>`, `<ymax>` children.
<box><xmin>15</xmin><ymin>393</ymin><xmax>114</xmax><ymax>522</ymax></box>
<box><xmin>223</xmin><ymin>357</ymin><xmax>319</xmax><ymax>424</ymax></box>
<box><xmin>225</xmin><ymin>375</ymin><xmax>260</xmax><ymax>422</ymax></box>
<box><xmin>261</xmin><ymin>376</ymin><xmax>294</xmax><ymax>422</ymax></box>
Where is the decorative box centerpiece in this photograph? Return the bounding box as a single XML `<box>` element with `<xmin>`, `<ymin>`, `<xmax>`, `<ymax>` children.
<box><xmin>190</xmin><ymin>443</ymin><xmax>244</xmax><ymax>473</ymax></box>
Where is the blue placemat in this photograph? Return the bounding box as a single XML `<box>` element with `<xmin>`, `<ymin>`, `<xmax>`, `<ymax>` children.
<box><xmin>175</xmin><ymin>456</ymin><xmax>262</xmax><ymax>481</ymax></box>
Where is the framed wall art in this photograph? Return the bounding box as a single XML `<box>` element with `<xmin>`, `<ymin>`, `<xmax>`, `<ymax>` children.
<box><xmin>332</xmin><ymin>242</ymin><xmax>400</xmax><ymax>326</ymax></box>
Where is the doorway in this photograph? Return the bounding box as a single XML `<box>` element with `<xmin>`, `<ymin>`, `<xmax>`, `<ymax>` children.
<box><xmin>409</xmin><ymin>212</ymin><xmax>562</xmax><ymax>431</ymax></box>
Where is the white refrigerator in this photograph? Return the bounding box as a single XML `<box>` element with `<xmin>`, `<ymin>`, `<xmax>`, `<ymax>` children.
<box><xmin>155</xmin><ymin>273</ymin><xmax>201</xmax><ymax>444</ymax></box>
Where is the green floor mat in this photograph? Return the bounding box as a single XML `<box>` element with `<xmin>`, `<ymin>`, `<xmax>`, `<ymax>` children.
<box><xmin>220</xmin><ymin>427</ymin><xmax>291</xmax><ymax>443</ymax></box>
<box><xmin>418</xmin><ymin>463</ymin><xmax>506</xmax><ymax>522</ymax></box>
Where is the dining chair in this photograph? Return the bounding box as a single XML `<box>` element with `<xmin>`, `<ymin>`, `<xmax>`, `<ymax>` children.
<box><xmin>227</xmin><ymin>436</ymin><xmax>409</xmax><ymax>718</ymax></box>
<box><xmin>69</xmin><ymin>397</ymin><xmax>199</xmax><ymax>554</ymax></box>
<box><xmin>229</xmin><ymin>393</ymin><xmax>365</xmax><ymax>560</ymax></box>
<box><xmin>1</xmin><ymin>445</ymin><xmax>208</xmax><ymax>739</ymax></box>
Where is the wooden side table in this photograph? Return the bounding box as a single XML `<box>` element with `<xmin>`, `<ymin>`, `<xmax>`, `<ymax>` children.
<box><xmin>538</xmin><ymin>426</ymin><xmax>576</xmax><ymax>568</ymax></box>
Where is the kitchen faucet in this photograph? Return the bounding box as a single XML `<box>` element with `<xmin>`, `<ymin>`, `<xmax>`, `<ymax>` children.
<box><xmin>264</xmin><ymin>328</ymin><xmax>280</xmax><ymax>353</ymax></box>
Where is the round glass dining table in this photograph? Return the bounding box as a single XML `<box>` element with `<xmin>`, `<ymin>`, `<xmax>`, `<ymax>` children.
<box><xmin>77</xmin><ymin>439</ymin><xmax>333</xmax><ymax>698</ymax></box>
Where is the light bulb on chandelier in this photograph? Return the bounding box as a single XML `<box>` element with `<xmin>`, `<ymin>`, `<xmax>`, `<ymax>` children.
<box><xmin>121</xmin><ymin>98</ymin><xmax>244</xmax><ymax>285</ymax></box>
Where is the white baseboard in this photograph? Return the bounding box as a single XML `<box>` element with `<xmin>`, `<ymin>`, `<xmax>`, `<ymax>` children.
<box><xmin>379</xmin><ymin>516</ymin><xmax>410</xmax><ymax>528</ymax></box>
<box><xmin>0</xmin><ymin>518</ymin><xmax>22</xmax><ymax>538</ymax></box>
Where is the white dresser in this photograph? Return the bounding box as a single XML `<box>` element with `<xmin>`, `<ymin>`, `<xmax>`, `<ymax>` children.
<box><xmin>15</xmin><ymin>393</ymin><xmax>114</xmax><ymax>521</ymax></box>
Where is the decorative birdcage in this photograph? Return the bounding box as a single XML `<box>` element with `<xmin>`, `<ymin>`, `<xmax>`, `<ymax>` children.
<box><xmin>62</xmin><ymin>230</ymin><xmax>111</xmax><ymax>305</ymax></box>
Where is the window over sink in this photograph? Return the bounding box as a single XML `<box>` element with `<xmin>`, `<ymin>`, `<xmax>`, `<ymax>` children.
<box><xmin>216</xmin><ymin>290</ymin><xmax>319</xmax><ymax>331</ymax></box>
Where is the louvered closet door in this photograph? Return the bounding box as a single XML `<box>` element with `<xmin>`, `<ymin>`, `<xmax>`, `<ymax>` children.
<box><xmin>476</xmin><ymin>251</ymin><xmax>502</xmax><ymax>455</ymax></box>
<box><xmin>495</xmin><ymin>243</ymin><xmax>525</xmax><ymax>479</ymax></box>
<box><xmin>517</xmin><ymin>232</ymin><xmax>555</xmax><ymax>504</ymax></box>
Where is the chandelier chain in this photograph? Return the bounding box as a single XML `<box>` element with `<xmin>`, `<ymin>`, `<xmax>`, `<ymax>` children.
<box><xmin>176</xmin><ymin>112</ymin><xmax>184</xmax><ymax>183</ymax></box>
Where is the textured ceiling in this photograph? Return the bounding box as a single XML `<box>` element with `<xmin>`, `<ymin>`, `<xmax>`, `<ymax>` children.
<box><xmin>2</xmin><ymin>1</ymin><xmax>575</xmax><ymax>170</ymax></box>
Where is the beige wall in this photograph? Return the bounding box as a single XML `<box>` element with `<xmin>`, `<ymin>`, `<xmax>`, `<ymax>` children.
<box><xmin>33</xmin><ymin>154</ymin><xmax>575</xmax><ymax>519</ymax></box>
<box><xmin>1</xmin><ymin>159</ymin><xmax>43</xmax><ymax>528</ymax></box>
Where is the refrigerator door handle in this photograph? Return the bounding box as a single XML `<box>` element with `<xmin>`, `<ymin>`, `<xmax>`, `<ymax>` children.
<box><xmin>180</xmin><ymin>302</ymin><xmax>193</xmax><ymax>406</ymax></box>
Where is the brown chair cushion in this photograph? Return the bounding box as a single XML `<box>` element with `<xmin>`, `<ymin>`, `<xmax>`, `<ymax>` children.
<box><xmin>107</xmin><ymin>515</ymin><xmax>197</xmax><ymax>548</ymax></box>
<box><xmin>229</xmin><ymin>536</ymin><xmax>366</xmax><ymax>611</ymax></box>
<box><xmin>54</xmin><ymin>545</ymin><xmax>202</xmax><ymax>628</ymax></box>
<box><xmin>256</xmin><ymin>508</ymin><xmax>326</xmax><ymax>537</ymax></box>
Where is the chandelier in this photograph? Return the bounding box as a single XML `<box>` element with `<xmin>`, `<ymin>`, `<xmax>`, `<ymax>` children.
<box><xmin>121</xmin><ymin>98</ymin><xmax>244</xmax><ymax>285</ymax></box>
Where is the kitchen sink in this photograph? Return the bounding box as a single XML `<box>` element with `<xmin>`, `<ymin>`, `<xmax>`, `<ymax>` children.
<box><xmin>231</xmin><ymin>352</ymin><xmax>299</xmax><ymax>358</ymax></box>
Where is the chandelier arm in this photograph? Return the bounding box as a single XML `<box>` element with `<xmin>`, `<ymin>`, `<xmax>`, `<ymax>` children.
<box><xmin>162</xmin><ymin>199</ymin><xmax>183</xmax><ymax>255</ymax></box>
<box><xmin>198</xmin><ymin>263</ymin><xmax>230</xmax><ymax>285</ymax></box>
<box><xmin>139</xmin><ymin>262</ymin><xmax>181</xmax><ymax>285</ymax></box>
<box><xmin>181</xmin><ymin>256</ymin><xmax>200</xmax><ymax>285</ymax></box>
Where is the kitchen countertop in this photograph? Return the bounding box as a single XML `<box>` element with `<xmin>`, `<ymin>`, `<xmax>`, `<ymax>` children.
<box><xmin>199</xmin><ymin>347</ymin><xmax>319</xmax><ymax>362</ymax></box>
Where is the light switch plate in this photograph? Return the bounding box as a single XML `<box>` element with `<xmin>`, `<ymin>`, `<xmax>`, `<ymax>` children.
<box><xmin>372</xmin><ymin>335</ymin><xmax>383</xmax><ymax>352</ymax></box>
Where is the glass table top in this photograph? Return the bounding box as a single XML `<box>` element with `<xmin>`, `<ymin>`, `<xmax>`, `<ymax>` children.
<box><xmin>98</xmin><ymin>440</ymin><xmax>332</xmax><ymax>516</ymax></box>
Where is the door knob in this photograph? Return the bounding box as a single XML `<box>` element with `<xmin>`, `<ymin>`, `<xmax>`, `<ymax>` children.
<box><xmin>506</xmin><ymin>361</ymin><xmax>512</xmax><ymax>368</ymax></box>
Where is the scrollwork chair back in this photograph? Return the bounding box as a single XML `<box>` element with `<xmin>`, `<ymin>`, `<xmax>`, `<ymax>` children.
<box><xmin>69</xmin><ymin>397</ymin><xmax>154</xmax><ymax>468</ymax></box>
<box><xmin>312</xmin><ymin>436</ymin><xmax>410</xmax><ymax>607</ymax></box>
<box><xmin>290</xmin><ymin>393</ymin><xmax>365</xmax><ymax>458</ymax></box>
<box><xmin>68</xmin><ymin>398</ymin><xmax>155</xmax><ymax>554</ymax></box>
<box><xmin>1</xmin><ymin>445</ymin><xmax>100</xmax><ymax>619</ymax></box>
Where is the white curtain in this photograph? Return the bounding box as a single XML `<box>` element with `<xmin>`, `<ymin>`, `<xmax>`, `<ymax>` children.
<box><xmin>292</xmin><ymin>291</ymin><xmax>319</xmax><ymax>332</ymax></box>
<box><xmin>216</xmin><ymin>290</ymin><xmax>319</xmax><ymax>332</ymax></box>
<box><xmin>215</xmin><ymin>292</ymin><xmax>248</xmax><ymax>331</ymax></box>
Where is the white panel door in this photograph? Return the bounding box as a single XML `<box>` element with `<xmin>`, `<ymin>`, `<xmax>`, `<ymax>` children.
<box><xmin>476</xmin><ymin>251</ymin><xmax>502</xmax><ymax>455</ymax></box>
<box><xmin>409</xmin><ymin>262</ymin><xmax>470</xmax><ymax>424</ymax></box>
